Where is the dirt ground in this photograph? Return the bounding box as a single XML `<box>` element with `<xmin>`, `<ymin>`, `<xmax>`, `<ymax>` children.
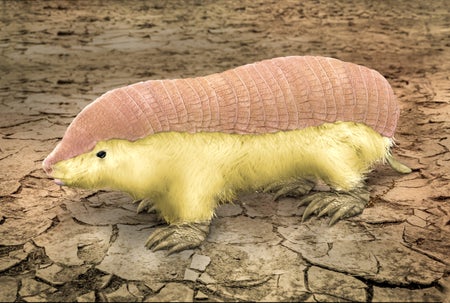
<box><xmin>0</xmin><ymin>0</ymin><xmax>449</xmax><ymax>302</ymax></box>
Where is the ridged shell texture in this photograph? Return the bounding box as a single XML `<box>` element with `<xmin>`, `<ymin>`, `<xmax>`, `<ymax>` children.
<box><xmin>43</xmin><ymin>56</ymin><xmax>399</xmax><ymax>173</ymax></box>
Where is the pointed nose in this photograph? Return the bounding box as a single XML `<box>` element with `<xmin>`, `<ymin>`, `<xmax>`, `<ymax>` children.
<box><xmin>42</xmin><ymin>158</ymin><xmax>53</xmax><ymax>176</ymax></box>
<box><xmin>54</xmin><ymin>179</ymin><xmax>64</xmax><ymax>186</ymax></box>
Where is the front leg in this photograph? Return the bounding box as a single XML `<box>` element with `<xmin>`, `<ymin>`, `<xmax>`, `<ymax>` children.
<box><xmin>143</xmin><ymin>186</ymin><xmax>216</xmax><ymax>254</ymax></box>
<box><xmin>299</xmin><ymin>187</ymin><xmax>370</xmax><ymax>225</ymax></box>
<box><xmin>145</xmin><ymin>221</ymin><xmax>210</xmax><ymax>255</ymax></box>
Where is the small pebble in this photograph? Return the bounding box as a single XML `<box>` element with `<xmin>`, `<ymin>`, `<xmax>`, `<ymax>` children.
<box><xmin>190</xmin><ymin>254</ymin><xmax>211</xmax><ymax>271</ymax></box>
<box><xmin>184</xmin><ymin>268</ymin><xmax>200</xmax><ymax>282</ymax></box>
<box><xmin>195</xmin><ymin>290</ymin><xmax>209</xmax><ymax>300</ymax></box>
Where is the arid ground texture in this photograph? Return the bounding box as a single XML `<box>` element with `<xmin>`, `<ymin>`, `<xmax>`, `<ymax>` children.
<box><xmin>0</xmin><ymin>1</ymin><xmax>449</xmax><ymax>302</ymax></box>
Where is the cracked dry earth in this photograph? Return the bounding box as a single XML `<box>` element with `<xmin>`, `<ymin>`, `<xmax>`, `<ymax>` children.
<box><xmin>0</xmin><ymin>1</ymin><xmax>449</xmax><ymax>302</ymax></box>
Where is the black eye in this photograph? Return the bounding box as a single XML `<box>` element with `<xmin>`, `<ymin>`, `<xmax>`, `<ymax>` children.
<box><xmin>96</xmin><ymin>150</ymin><xmax>107</xmax><ymax>158</ymax></box>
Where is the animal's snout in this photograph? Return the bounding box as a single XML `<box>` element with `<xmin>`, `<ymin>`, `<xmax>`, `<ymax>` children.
<box><xmin>54</xmin><ymin>179</ymin><xmax>64</xmax><ymax>186</ymax></box>
<box><xmin>42</xmin><ymin>163</ymin><xmax>65</xmax><ymax>186</ymax></box>
<box><xmin>42</xmin><ymin>159</ymin><xmax>53</xmax><ymax>176</ymax></box>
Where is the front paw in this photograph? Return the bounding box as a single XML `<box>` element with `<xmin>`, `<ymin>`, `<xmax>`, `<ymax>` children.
<box><xmin>299</xmin><ymin>187</ymin><xmax>370</xmax><ymax>225</ymax></box>
<box><xmin>145</xmin><ymin>222</ymin><xmax>210</xmax><ymax>254</ymax></box>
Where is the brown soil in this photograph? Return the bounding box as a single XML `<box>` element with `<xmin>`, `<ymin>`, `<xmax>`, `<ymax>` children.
<box><xmin>0</xmin><ymin>1</ymin><xmax>449</xmax><ymax>302</ymax></box>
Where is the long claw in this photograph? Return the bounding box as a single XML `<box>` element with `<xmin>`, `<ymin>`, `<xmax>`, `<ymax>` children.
<box><xmin>297</xmin><ymin>193</ymin><xmax>319</xmax><ymax>207</ymax></box>
<box><xmin>273</xmin><ymin>183</ymin><xmax>304</xmax><ymax>200</ymax></box>
<box><xmin>317</xmin><ymin>200</ymin><xmax>341</xmax><ymax>218</ymax></box>
<box><xmin>137</xmin><ymin>199</ymin><xmax>155</xmax><ymax>214</ymax></box>
<box><xmin>145</xmin><ymin>227</ymin><xmax>175</xmax><ymax>249</ymax></box>
<box><xmin>299</xmin><ymin>187</ymin><xmax>370</xmax><ymax>224</ymax></box>
<box><xmin>167</xmin><ymin>242</ymin><xmax>197</xmax><ymax>255</ymax></box>
<box><xmin>151</xmin><ymin>239</ymin><xmax>173</xmax><ymax>252</ymax></box>
<box><xmin>329</xmin><ymin>204</ymin><xmax>357</xmax><ymax>225</ymax></box>
<box><xmin>311</xmin><ymin>195</ymin><xmax>338</xmax><ymax>213</ymax></box>
<box><xmin>137</xmin><ymin>202</ymin><xmax>148</xmax><ymax>214</ymax></box>
<box><xmin>302</xmin><ymin>198</ymin><xmax>321</xmax><ymax>221</ymax></box>
<box><xmin>264</xmin><ymin>178</ymin><xmax>315</xmax><ymax>200</ymax></box>
<box><xmin>302</xmin><ymin>194</ymin><xmax>335</xmax><ymax>220</ymax></box>
<box><xmin>262</xmin><ymin>181</ymin><xmax>283</xmax><ymax>194</ymax></box>
<box><xmin>145</xmin><ymin>222</ymin><xmax>210</xmax><ymax>254</ymax></box>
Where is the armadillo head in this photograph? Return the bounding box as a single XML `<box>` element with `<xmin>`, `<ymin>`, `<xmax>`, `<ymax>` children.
<box><xmin>43</xmin><ymin>84</ymin><xmax>155</xmax><ymax>177</ymax></box>
<box><xmin>48</xmin><ymin>138</ymin><xmax>128</xmax><ymax>190</ymax></box>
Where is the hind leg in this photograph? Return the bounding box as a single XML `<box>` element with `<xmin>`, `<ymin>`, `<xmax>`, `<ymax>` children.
<box><xmin>299</xmin><ymin>186</ymin><xmax>370</xmax><ymax>225</ymax></box>
<box><xmin>263</xmin><ymin>178</ymin><xmax>315</xmax><ymax>200</ymax></box>
<box><xmin>262</xmin><ymin>172</ymin><xmax>370</xmax><ymax>225</ymax></box>
<box><xmin>134</xmin><ymin>198</ymin><xmax>157</xmax><ymax>213</ymax></box>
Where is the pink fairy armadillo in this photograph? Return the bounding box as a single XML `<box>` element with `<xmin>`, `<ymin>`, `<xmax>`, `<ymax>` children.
<box><xmin>43</xmin><ymin>56</ymin><xmax>399</xmax><ymax>174</ymax></box>
<box><xmin>44</xmin><ymin>55</ymin><xmax>412</xmax><ymax>254</ymax></box>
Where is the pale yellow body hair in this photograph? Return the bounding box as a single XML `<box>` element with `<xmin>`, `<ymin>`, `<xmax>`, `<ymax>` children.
<box><xmin>52</xmin><ymin>121</ymin><xmax>393</xmax><ymax>224</ymax></box>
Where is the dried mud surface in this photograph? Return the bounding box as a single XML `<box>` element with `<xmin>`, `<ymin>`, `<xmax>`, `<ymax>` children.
<box><xmin>1</xmin><ymin>1</ymin><xmax>449</xmax><ymax>302</ymax></box>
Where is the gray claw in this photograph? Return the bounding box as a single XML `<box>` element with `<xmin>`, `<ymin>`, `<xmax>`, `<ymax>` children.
<box><xmin>273</xmin><ymin>183</ymin><xmax>304</xmax><ymax>200</ymax></box>
<box><xmin>152</xmin><ymin>239</ymin><xmax>175</xmax><ymax>253</ymax></box>
<box><xmin>299</xmin><ymin>187</ymin><xmax>370</xmax><ymax>224</ymax></box>
<box><xmin>265</xmin><ymin>178</ymin><xmax>314</xmax><ymax>200</ymax></box>
<box><xmin>145</xmin><ymin>222</ymin><xmax>210</xmax><ymax>254</ymax></box>
<box><xmin>145</xmin><ymin>227</ymin><xmax>175</xmax><ymax>250</ymax></box>
<box><xmin>137</xmin><ymin>199</ymin><xmax>156</xmax><ymax>214</ymax></box>
<box><xmin>297</xmin><ymin>193</ymin><xmax>317</xmax><ymax>207</ymax></box>
<box><xmin>300</xmin><ymin>193</ymin><xmax>336</xmax><ymax>221</ymax></box>
<box><xmin>317</xmin><ymin>200</ymin><xmax>342</xmax><ymax>218</ymax></box>
<box><xmin>329</xmin><ymin>204</ymin><xmax>357</xmax><ymax>225</ymax></box>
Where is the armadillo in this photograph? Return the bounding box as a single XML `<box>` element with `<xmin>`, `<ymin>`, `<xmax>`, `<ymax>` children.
<box><xmin>43</xmin><ymin>56</ymin><xmax>411</xmax><ymax>254</ymax></box>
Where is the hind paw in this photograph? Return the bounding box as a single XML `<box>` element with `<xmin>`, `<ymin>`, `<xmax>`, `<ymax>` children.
<box><xmin>133</xmin><ymin>199</ymin><xmax>156</xmax><ymax>214</ymax></box>
<box><xmin>263</xmin><ymin>178</ymin><xmax>315</xmax><ymax>200</ymax></box>
<box><xmin>299</xmin><ymin>187</ymin><xmax>370</xmax><ymax>225</ymax></box>
<box><xmin>145</xmin><ymin>221</ymin><xmax>210</xmax><ymax>254</ymax></box>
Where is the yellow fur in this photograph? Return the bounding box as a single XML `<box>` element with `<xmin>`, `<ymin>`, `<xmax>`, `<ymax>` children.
<box><xmin>52</xmin><ymin>121</ymin><xmax>392</xmax><ymax>224</ymax></box>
